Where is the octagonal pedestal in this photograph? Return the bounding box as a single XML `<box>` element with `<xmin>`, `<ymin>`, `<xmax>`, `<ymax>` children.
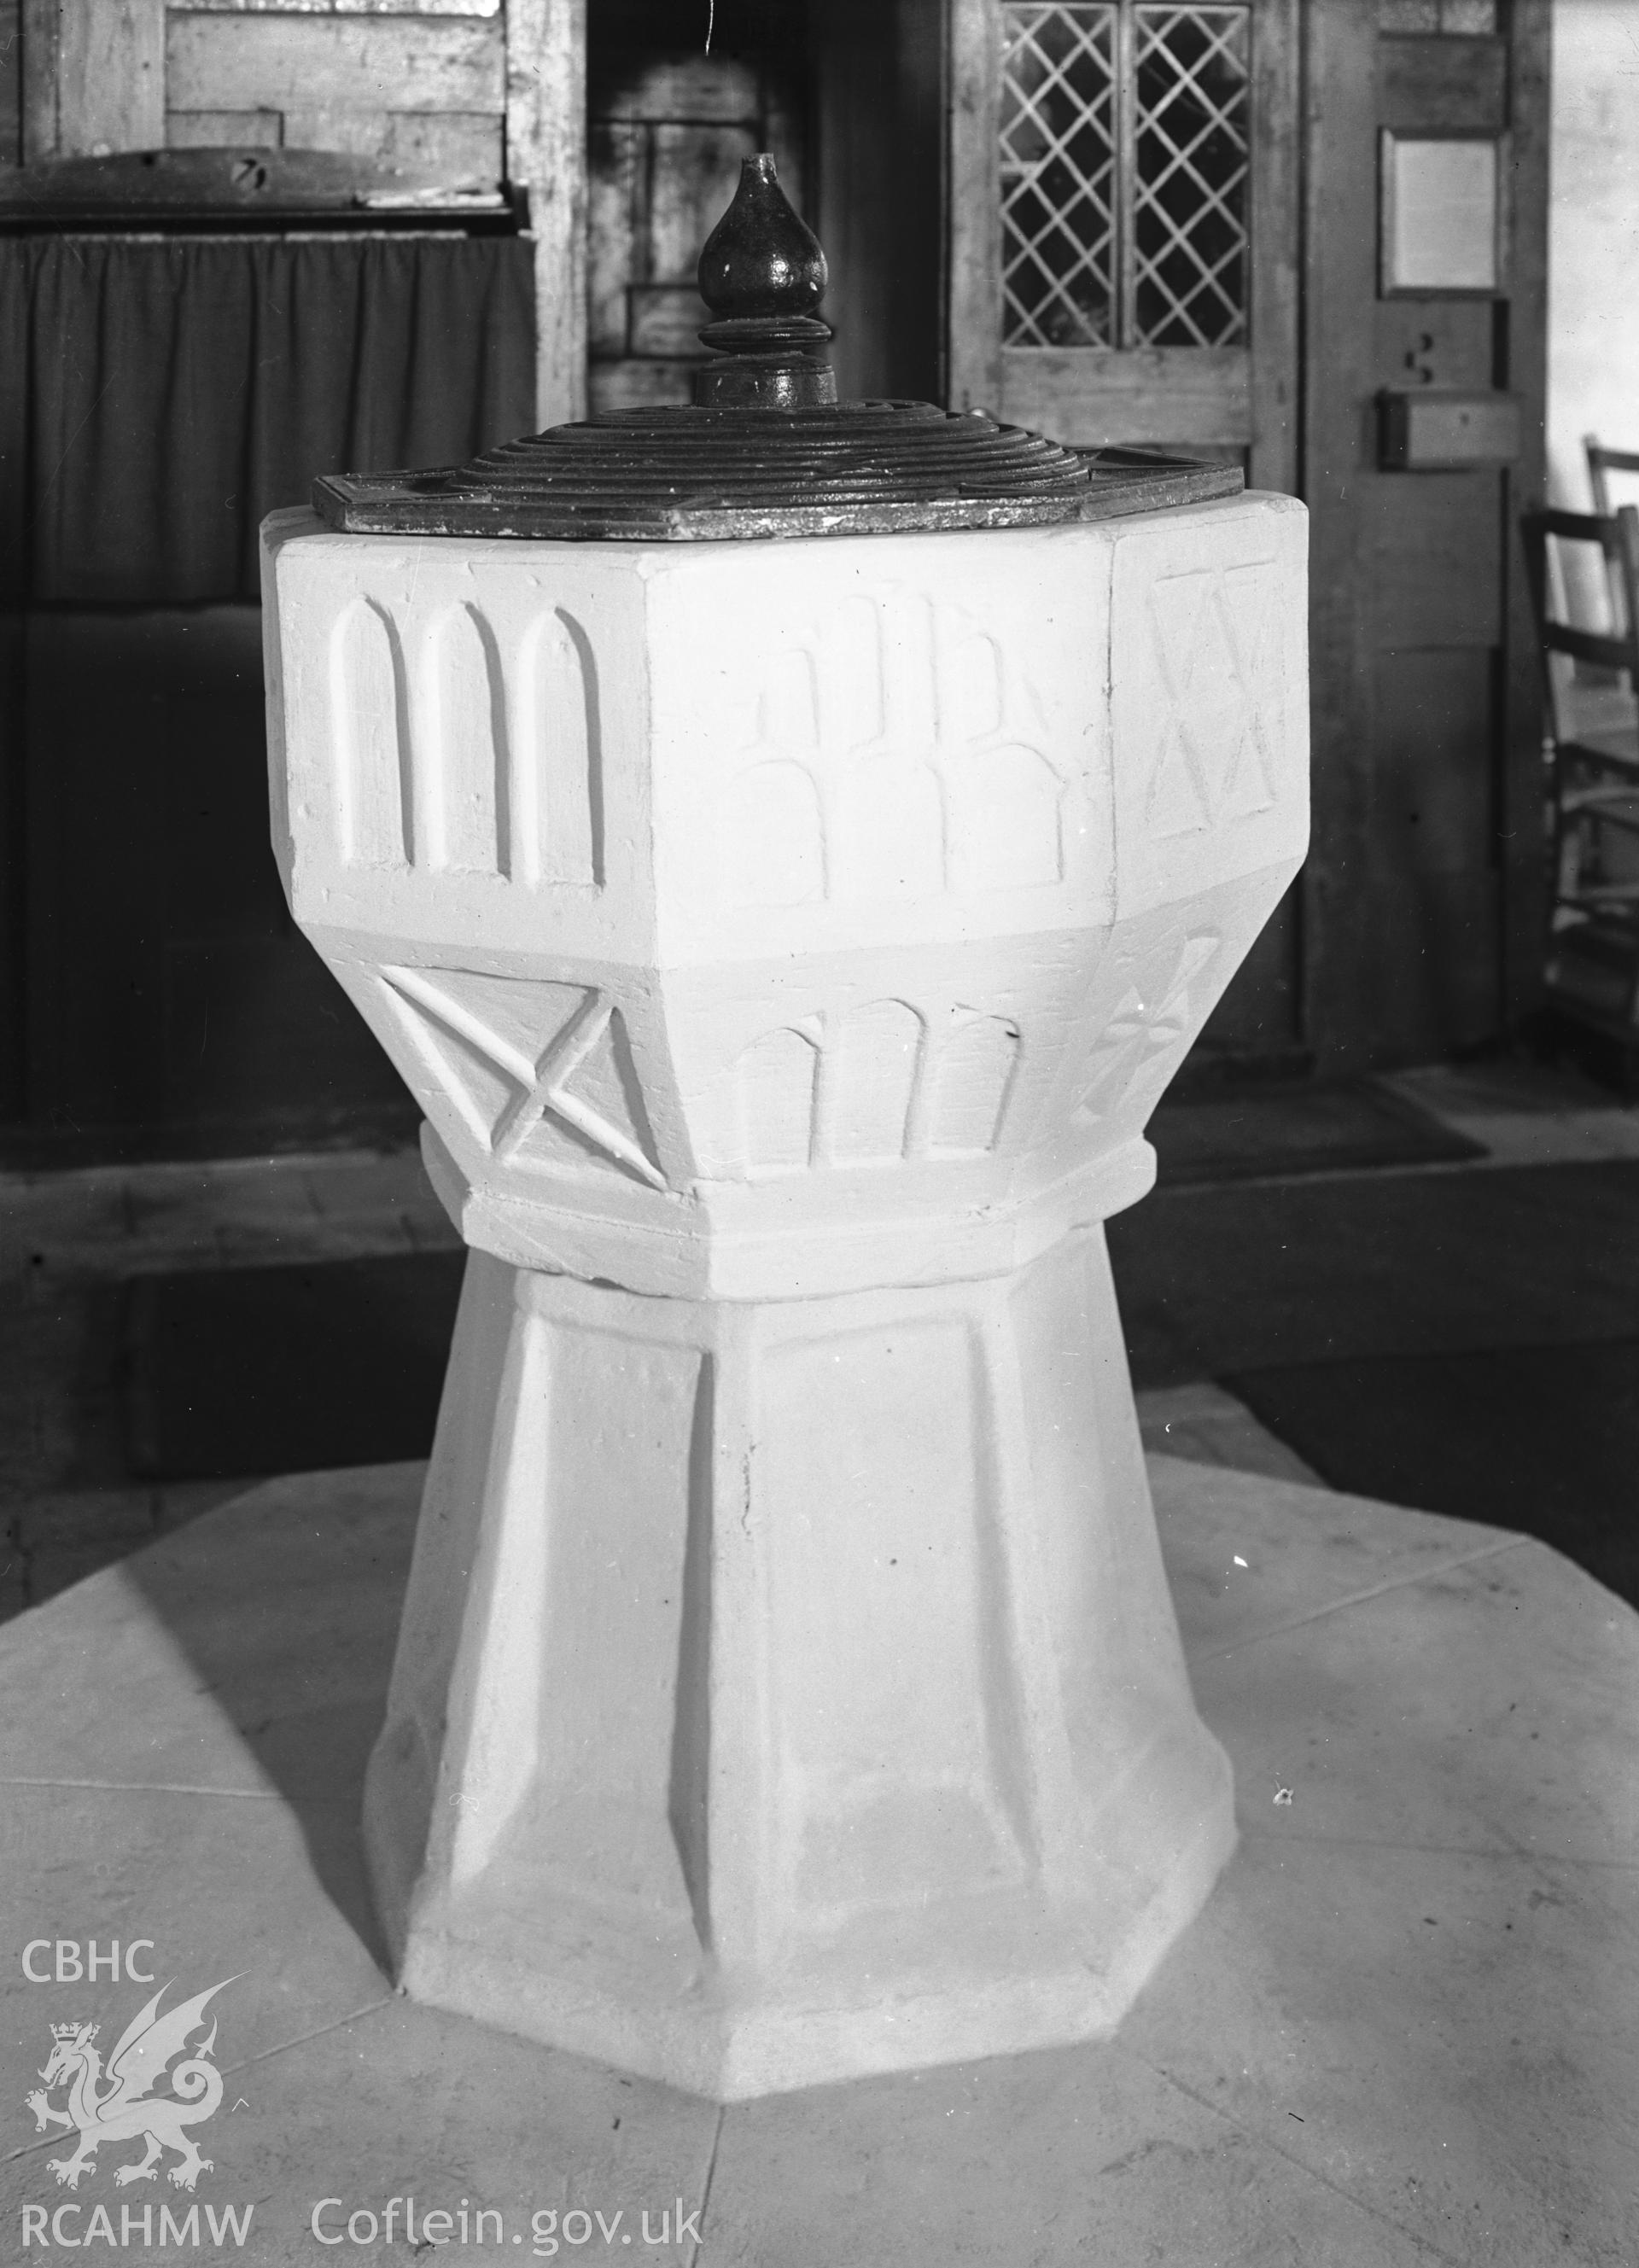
<box><xmin>365</xmin><ymin>1228</ymin><xmax>1233</xmax><ymax>2100</ymax></box>
<box><xmin>263</xmin><ymin>491</ymin><xmax>1309</xmax><ymax>2098</ymax></box>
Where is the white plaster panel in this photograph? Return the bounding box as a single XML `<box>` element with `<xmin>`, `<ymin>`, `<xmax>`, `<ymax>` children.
<box><xmin>1548</xmin><ymin>4</ymin><xmax>1639</xmax><ymax>518</ymax></box>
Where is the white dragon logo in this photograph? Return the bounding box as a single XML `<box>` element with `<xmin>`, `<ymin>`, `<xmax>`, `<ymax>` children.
<box><xmin>24</xmin><ymin>1979</ymin><xmax>234</xmax><ymax>2192</ymax></box>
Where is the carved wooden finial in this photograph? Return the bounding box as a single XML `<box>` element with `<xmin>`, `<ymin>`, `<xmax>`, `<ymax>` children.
<box><xmin>697</xmin><ymin>152</ymin><xmax>827</xmax><ymax>319</ymax></box>
<box><xmin>694</xmin><ymin>155</ymin><xmax>837</xmax><ymax>410</ymax></box>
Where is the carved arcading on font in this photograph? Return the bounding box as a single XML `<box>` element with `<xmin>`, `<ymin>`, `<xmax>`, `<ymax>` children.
<box><xmin>327</xmin><ymin>598</ymin><xmax>603</xmax><ymax>887</ymax></box>
<box><xmin>721</xmin><ymin>587</ymin><xmax>1070</xmax><ymax>909</ymax></box>
<box><xmin>732</xmin><ymin>1000</ymin><xmax>1023</xmax><ymax>1179</ymax></box>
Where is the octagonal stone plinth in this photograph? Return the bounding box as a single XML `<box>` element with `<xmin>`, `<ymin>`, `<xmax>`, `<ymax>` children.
<box><xmin>263</xmin><ymin>492</ymin><xmax>1308</xmax><ymax>2098</ymax></box>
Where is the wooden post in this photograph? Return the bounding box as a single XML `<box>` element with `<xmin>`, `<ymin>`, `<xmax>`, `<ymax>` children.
<box><xmin>1300</xmin><ymin>0</ymin><xmax>1379</xmax><ymax>1072</ymax></box>
<box><xmin>945</xmin><ymin>0</ymin><xmax>1003</xmax><ymax>414</ymax></box>
<box><xmin>506</xmin><ymin>0</ymin><xmax>588</xmax><ymax>430</ymax></box>
<box><xmin>1499</xmin><ymin>0</ymin><xmax>1551</xmax><ymax>1034</ymax></box>
<box><xmin>1248</xmin><ymin>0</ymin><xmax>1301</xmax><ymax>499</ymax></box>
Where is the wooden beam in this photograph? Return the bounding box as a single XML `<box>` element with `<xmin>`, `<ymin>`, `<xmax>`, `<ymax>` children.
<box><xmin>1249</xmin><ymin>0</ymin><xmax>1301</xmax><ymax>495</ymax></box>
<box><xmin>167</xmin><ymin>15</ymin><xmax>505</xmax><ymax>120</ymax></box>
<box><xmin>506</xmin><ymin>0</ymin><xmax>587</xmax><ymax>429</ymax></box>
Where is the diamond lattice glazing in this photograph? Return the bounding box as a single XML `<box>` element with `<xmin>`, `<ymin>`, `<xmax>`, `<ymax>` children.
<box><xmin>1133</xmin><ymin>6</ymin><xmax>1250</xmax><ymax>347</ymax></box>
<box><xmin>1000</xmin><ymin>3</ymin><xmax>1118</xmax><ymax>347</ymax></box>
<box><xmin>999</xmin><ymin>2</ymin><xmax>1251</xmax><ymax>353</ymax></box>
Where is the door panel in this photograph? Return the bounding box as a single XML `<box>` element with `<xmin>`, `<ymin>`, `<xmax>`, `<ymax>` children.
<box><xmin>1374</xmin><ymin>298</ymin><xmax>1495</xmax><ymax>394</ymax></box>
<box><xmin>1379</xmin><ymin>32</ymin><xmax>1507</xmax><ymax>133</ymax></box>
<box><xmin>1374</xmin><ymin>648</ymin><xmax>1497</xmax><ymax>878</ymax></box>
<box><xmin>949</xmin><ymin>0</ymin><xmax>1298</xmax><ymax>481</ymax></box>
<box><xmin>1373</xmin><ymin>647</ymin><xmax>1501</xmax><ymax>1051</ymax></box>
<box><xmin>1365</xmin><ymin>475</ymin><xmax>1503</xmax><ymax>649</ymax></box>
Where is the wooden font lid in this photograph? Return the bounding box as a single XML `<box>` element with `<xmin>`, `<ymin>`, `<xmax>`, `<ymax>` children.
<box><xmin>312</xmin><ymin>157</ymin><xmax>1240</xmax><ymax>543</ymax></box>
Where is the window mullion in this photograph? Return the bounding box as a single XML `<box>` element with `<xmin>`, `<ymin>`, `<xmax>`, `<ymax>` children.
<box><xmin>1116</xmin><ymin>0</ymin><xmax>1138</xmax><ymax>347</ymax></box>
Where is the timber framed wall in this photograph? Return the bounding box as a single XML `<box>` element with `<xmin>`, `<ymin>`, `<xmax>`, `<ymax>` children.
<box><xmin>10</xmin><ymin>0</ymin><xmax>585</xmax><ymax>419</ymax></box>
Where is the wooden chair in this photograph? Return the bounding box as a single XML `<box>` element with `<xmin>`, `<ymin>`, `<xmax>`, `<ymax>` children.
<box><xmin>1519</xmin><ymin>504</ymin><xmax>1639</xmax><ymax>1071</ymax></box>
<box><xmin>1584</xmin><ymin>438</ymin><xmax>1639</xmax><ymax>631</ymax></box>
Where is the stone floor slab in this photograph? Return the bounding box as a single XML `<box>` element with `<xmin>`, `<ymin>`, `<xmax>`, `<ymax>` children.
<box><xmin>0</xmin><ymin>1455</ymin><xmax>1630</xmax><ymax>2266</ymax></box>
<box><xmin>1122</xmin><ymin>1834</ymin><xmax>1639</xmax><ymax>2265</ymax></box>
<box><xmin>0</xmin><ymin>1466</ymin><xmax>418</xmax><ymax>1799</ymax></box>
<box><xmin>697</xmin><ymin>2040</ymin><xmax>1444</xmax><ymax>2268</ymax></box>
<box><xmin>0</xmin><ymin>1781</ymin><xmax>388</xmax><ymax>2060</ymax></box>
<box><xmin>1151</xmin><ymin>1454</ymin><xmax>1520</xmax><ymax>1659</ymax></box>
<box><xmin>1187</xmin><ymin>1542</ymin><xmax>1639</xmax><ymax>1864</ymax></box>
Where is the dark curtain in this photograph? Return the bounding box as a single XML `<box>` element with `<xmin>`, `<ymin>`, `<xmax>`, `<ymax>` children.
<box><xmin>0</xmin><ymin>232</ymin><xmax>536</xmax><ymax>604</ymax></box>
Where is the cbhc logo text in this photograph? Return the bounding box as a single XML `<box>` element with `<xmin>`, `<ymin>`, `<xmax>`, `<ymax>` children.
<box><xmin>21</xmin><ymin>1943</ymin><xmax>156</xmax><ymax>1983</ymax></box>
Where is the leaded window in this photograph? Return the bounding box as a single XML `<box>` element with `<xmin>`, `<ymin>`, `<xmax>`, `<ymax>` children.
<box><xmin>1000</xmin><ymin>2</ymin><xmax>1251</xmax><ymax>349</ymax></box>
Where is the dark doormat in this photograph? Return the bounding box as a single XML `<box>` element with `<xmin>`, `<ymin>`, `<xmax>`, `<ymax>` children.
<box><xmin>124</xmin><ymin>1251</ymin><xmax>467</xmax><ymax>1481</ymax></box>
<box><xmin>1149</xmin><ymin>1078</ymin><xmax>1484</xmax><ymax>1186</ymax></box>
<box><xmin>1111</xmin><ymin>1160</ymin><xmax>1639</xmax><ymax>1389</ymax></box>
<box><xmin>1226</xmin><ymin>1340</ymin><xmax>1639</xmax><ymax>1609</ymax></box>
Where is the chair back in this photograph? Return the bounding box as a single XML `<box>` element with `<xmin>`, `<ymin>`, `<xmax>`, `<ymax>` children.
<box><xmin>1519</xmin><ymin>504</ymin><xmax>1639</xmax><ymax>744</ymax></box>
<box><xmin>1583</xmin><ymin>439</ymin><xmax>1639</xmax><ymax>627</ymax></box>
<box><xmin>1584</xmin><ymin>438</ymin><xmax>1639</xmax><ymax>518</ymax></box>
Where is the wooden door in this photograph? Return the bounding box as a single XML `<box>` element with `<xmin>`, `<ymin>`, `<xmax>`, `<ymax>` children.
<box><xmin>947</xmin><ymin>0</ymin><xmax>1302</xmax><ymax>1072</ymax></box>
